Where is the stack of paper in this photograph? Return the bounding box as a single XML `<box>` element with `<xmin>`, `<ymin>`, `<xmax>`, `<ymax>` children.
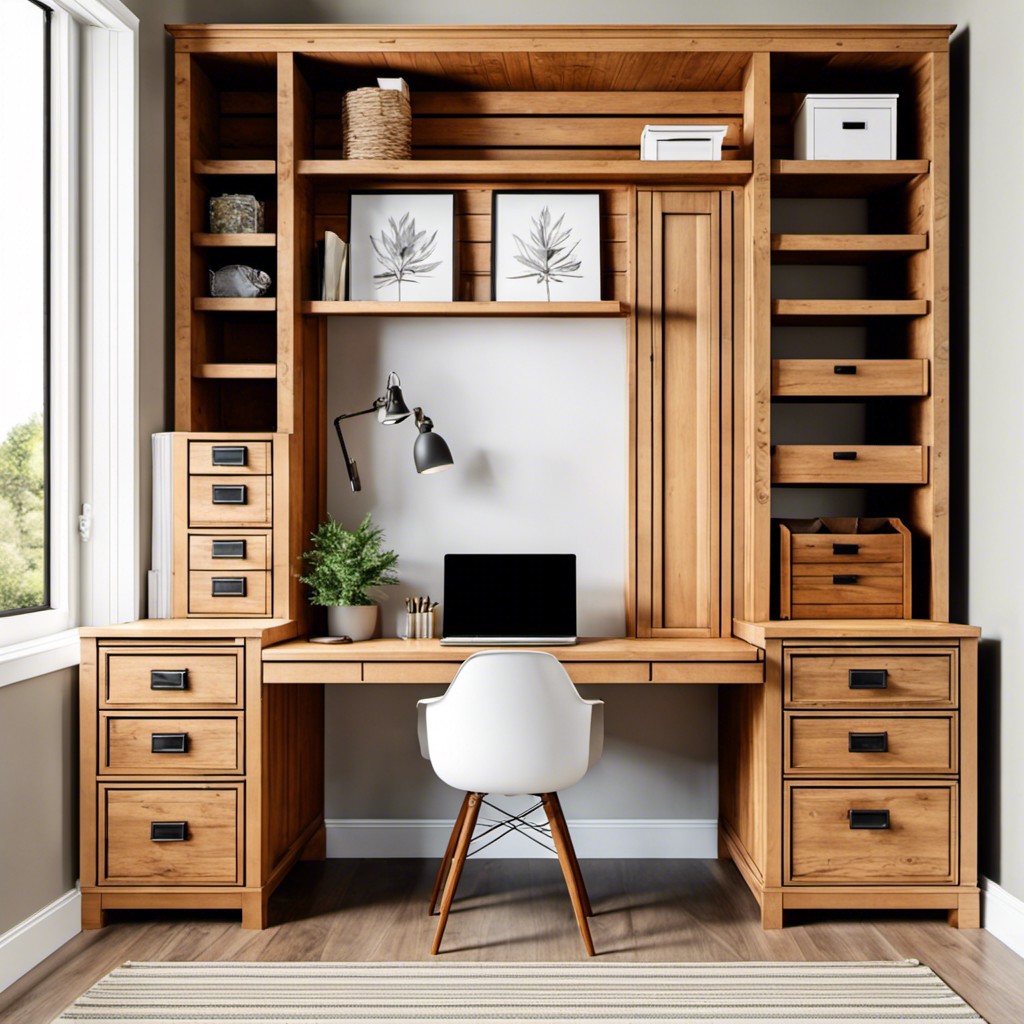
<box><xmin>148</xmin><ymin>433</ymin><xmax>174</xmax><ymax>618</ymax></box>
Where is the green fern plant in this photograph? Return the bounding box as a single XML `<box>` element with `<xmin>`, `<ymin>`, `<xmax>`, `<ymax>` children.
<box><xmin>298</xmin><ymin>514</ymin><xmax>399</xmax><ymax>607</ymax></box>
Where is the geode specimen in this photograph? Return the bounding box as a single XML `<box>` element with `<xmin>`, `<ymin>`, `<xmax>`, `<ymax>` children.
<box><xmin>209</xmin><ymin>265</ymin><xmax>272</xmax><ymax>298</ymax></box>
<box><xmin>209</xmin><ymin>194</ymin><xmax>265</xmax><ymax>233</ymax></box>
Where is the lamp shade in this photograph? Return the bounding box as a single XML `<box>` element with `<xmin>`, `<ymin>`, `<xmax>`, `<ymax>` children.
<box><xmin>379</xmin><ymin>382</ymin><xmax>411</xmax><ymax>424</ymax></box>
<box><xmin>414</xmin><ymin>428</ymin><xmax>454</xmax><ymax>475</ymax></box>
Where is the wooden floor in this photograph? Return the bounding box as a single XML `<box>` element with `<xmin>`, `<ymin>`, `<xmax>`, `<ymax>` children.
<box><xmin>4</xmin><ymin>859</ymin><xmax>1024</xmax><ymax>1022</ymax></box>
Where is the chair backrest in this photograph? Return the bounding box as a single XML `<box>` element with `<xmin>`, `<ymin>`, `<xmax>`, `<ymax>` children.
<box><xmin>421</xmin><ymin>650</ymin><xmax>603</xmax><ymax>796</ymax></box>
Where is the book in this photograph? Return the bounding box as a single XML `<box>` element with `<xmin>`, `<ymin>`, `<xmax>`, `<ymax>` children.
<box><xmin>322</xmin><ymin>231</ymin><xmax>349</xmax><ymax>301</ymax></box>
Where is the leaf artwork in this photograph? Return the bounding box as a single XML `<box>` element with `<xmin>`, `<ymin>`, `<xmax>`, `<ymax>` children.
<box><xmin>508</xmin><ymin>205</ymin><xmax>583</xmax><ymax>301</ymax></box>
<box><xmin>369</xmin><ymin>212</ymin><xmax>442</xmax><ymax>300</ymax></box>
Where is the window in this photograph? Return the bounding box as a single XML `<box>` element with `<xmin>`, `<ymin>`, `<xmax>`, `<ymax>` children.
<box><xmin>0</xmin><ymin>0</ymin><xmax>50</xmax><ymax>618</ymax></box>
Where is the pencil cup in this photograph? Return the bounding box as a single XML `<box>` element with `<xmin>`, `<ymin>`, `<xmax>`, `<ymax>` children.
<box><xmin>403</xmin><ymin>610</ymin><xmax>435</xmax><ymax>639</ymax></box>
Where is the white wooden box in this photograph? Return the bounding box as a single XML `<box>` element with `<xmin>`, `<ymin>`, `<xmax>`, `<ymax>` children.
<box><xmin>793</xmin><ymin>94</ymin><xmax>898</xmax><ymax>160</ymax></box>
<box><xmin>640</xmin><ymin>125</ymin><xmax>727</xmax><ymax>161</ymax></box>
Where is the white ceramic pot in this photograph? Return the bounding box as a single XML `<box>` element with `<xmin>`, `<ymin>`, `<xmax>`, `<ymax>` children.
<box><xmin>327</xmin><ymin>604</ymin><xmax>378</xmax><ymax>641</ymax></box>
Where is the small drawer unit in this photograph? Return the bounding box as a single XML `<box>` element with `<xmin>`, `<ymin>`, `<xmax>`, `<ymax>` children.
<box><xmin>771</xmin><ymin>359</ymin><xmax>929</xmax><ymax>398</ymax></box>
<box><xmin>785</xmin><ymin>647</ymin><xmax>957</xmax><ymax>709</ymax></box>
<box><xmin>793</xmin><ymin>94</ymin><xmax>898</xmax><ymax>160</ymax></box>
<box><xmin>188</xmin><ymin>570</ymin><xmax>271</xmax><ymax>616</ymax></box>
<box><xmin>786</xmin><ymin>782</ymin><xmax>956</xmax><ymax>885</ymax></box>
<box><xmin>785</xmin><ymin>713</ymin><xmax>957</xmax><ymax>775</ymax></box>
<box><xmin>100</xmin><ymin>646</ymin><xmax>244</xmax><ymax>708</ymax></box>
<box><xmin>771</xmin><ymin>445</ymin><xmax>928</xmax><ymax>485</ymax></box>
<box><xmin>100</xmin><ymin>713</ymin><xmax>244</xmax><ymax>774</ymax></box>
<box><xmin>99</xmin><ymin>783</ymin><xmax>244</xmax><ymax>885</ymax></box>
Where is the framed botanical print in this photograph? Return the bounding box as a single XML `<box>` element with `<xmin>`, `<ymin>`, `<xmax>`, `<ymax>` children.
<box><xmin>491</xmin><ymin>191</ymin><xmax>602</xmax><ymax>302</ymax></box>
<box><xmin>348</xmin><ymin>191</ymin><xmax>456</xmax><ymax>301</ymax></box>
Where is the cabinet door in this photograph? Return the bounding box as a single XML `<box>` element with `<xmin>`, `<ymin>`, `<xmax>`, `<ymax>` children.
<box><xmin>638</xmin><ymin>191</ymin><xmax>728</xmax><ymax>636</ymax></box>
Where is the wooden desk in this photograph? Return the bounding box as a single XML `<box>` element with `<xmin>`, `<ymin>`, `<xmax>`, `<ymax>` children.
<box><xmin>261</xmin><ymin>637</ymin><xmax>764</xmax><ymax>685</ymax></box>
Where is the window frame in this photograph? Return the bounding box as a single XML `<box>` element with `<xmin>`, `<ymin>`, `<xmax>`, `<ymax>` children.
<box><xmin>0</xmin><ymin>0</ymin><xmax>138</xmax><ymax>684</ymax></box>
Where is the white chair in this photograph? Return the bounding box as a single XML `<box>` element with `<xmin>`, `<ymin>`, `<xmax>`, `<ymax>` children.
<box><xmin>417</xmin><ymin>650</ymin><xmax>604</xmax><ymax>955</ymax></box>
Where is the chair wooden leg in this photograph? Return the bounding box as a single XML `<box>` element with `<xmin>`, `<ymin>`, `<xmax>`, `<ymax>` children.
<box><xmin>547</xmin><ymin>791</ymin><xmax>592</xmax><ymax>917</ymax></box>
<box><xmin>432</xmin><ymin>792</ymin><xmax>482</xmax><ymax>955</ymax></box>
<box><xmin>543</xmin><ymin>792</ymin><xmax>596</xmax><ymax>956</ymax></box>
<box><xmin>429</xmin><ymin>792</ymin><xmax>471</xmax><ymax>915</ymax></box>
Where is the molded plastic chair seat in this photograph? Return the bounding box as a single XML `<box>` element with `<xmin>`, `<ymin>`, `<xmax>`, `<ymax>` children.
<box><xmin>417</xmin><ymin>650</ymin><xmax>604</xmax><ymax>955</ymax></box>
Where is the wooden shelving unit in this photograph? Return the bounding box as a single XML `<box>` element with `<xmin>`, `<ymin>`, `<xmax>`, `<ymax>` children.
<box><xmin>302</xmin><ymin>300</ymin><xmax>630</xmax><ymax>317</ymax></box>
<box><xmin>770</xmin><ymin>159</ymin><xmax>930</xmax><ymax>196</ymax></box>
<box><xmin>193</xmin><ymin>159</ymin><xmax>276</xmax><ymax>175</ymax></box>
<box><xmin>194</xmin><ymin>363</ymin><xmax>277</xmax><ymax>379</ymax></box>
<box><xmin>193</xmin><ymin>233</ymin><xmax>277</xmax><ymax>247</ymax></box>
<box><xmin>771</xmin><ymin>299</ymin><xmax>929</xmax><ymax>323</ymax></box>
<box><xmin>193</xmin><ymin>297</ymin><xmax>276</xmax><ymax>312</ymax></box>
<box><xmin>770</xmin><ymin>234</ymin><xmax>927</xmax><ymax>263</ymax></box>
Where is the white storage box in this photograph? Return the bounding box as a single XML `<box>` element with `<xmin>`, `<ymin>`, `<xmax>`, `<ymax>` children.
<box><xmin>641</xmin><ymin>125</ymin><xmax>727</xmax><ymax>161</ymax></box>
<box><xmin>793</xmin><ymin>94</ymin><xmax>898</xmax><ymax>160</ymax></box>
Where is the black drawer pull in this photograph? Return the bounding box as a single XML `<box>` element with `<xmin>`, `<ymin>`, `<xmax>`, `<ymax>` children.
<box><xmin>833</xmin><ymin>542</ymin><xmax>860</xmax><ymax>555</ymax></box>
<box><xmin>842</xmin><ymin>121</ymin><xmax>867</xmax><ymax>130</ymax></box>
<box><xmin>849</xmin><ymin>809</ymin><xmax>890</xmax><ymax>830</ymax></box>
<box><xmin>150</xmin><ymin>669</ymin><xmax>187</xmax><ymax>691</ymax></box>
<box><xmin>849</xmin><ymin>731</ymin><xmax>889</xmax><ymax>753</ymax></box>
<box><xmin>849</xmin><ymin>668</ymin><xmax>888</xmax><ymax>690</ymax></box>
<box><xmin>211</xmin><ymin>445</ymin><xmax>247</xmax><ymax>467</ymax></box>
<box><xmin>212</xmin><ymin>577</ymin><xmax>247</xmax><ymax>597</ymax></box>
<box><xmin>833</xmin><ymin>364</ymin><xmax>858</xmax><ymax>375</ymax></box>
<box><xmin>833</xmin><ymin>451</ymin><xmax>857</xmax><ymax>461</ymax></box>
<box><xmin>150</xmin><ymin>821</ymin><xmax>188</xmax><ymax>842</ymax></box>
<box><xmin>151</xmin><ymin>732</ymin><xmax>189</xmax><ymax>754</ymax></box>
<box><xmin>833</xmin><ymin>574</ymin><xmax>859</xmax><ymax>585</ymax></box>
<box><xmin>211</xmin><ymin>484</ymin><xmax>247</xmax><ymax>505</ymax></box>
<box><xmin>211</xmin><ymin>539</ymin><xmax>246</xmax><ymax>559</ymax></box>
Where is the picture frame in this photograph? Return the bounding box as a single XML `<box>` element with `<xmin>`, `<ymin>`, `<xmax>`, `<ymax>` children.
<box><xmin>348</xmin><ymin>191</ymin><xmax>456</xmax><ymax>301</ymax></box>
<box><xmin>491</xmin><ymin>191</ymin><xmax>602</xmax><ymax>302</ymax></box>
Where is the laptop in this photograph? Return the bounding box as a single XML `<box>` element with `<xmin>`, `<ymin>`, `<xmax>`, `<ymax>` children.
<box><xmin>441</xmin><ymin>554</ymin><xmax>577</xmax><ymax>646</ymax></box>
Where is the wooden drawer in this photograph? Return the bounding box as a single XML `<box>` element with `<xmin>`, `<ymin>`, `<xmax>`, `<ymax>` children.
<box><xmin>785</xmin><ymin>648</ymin><xmax>956</xmax><ymax>709</ymax></box>
<box><xmin>567</xmin><ymin>662</ymin><xmax>650</xmax><ymax>684</ymax></box>
<box><xmin>789</xmin><ymin>531</ymin><xmax>907</xmax><ymax>566</ymax></box>
<box><xmin>100</xmin><ymin>714</ymin><xmax>243</xmax><ymax>774</ymax></box>
<box><xmin>785</xmin><ymin>713</ymin><xmax>957</xmax><ymax>775</ymax></box>
<box><xmin>786</xmin><ymin>782</ymin><xmax>956</xmax><ymax>884</ymax></box>
<box><xmin>189</xmin><ymin>440</ymin><xmax>270</xmax><ymax>475</ymax></box>
<box><xmin>363</xmin><ymin>663</ymin><xmax>459</xmax><ymax>684</ymax></box>
<box><xmin>188</xmin><ymin>570</ymin><xmax>270</xmax><ymax>616</ymax></box>
<box><xmin>101</xmin><ymin>647</ymin><xmax>243</xmax><ymax>708</ymax></box>
<box><xmin>189</xmin><ymin>475</ymin><xmax>271</xmax><ymax>528</ymax></box>
<box><xmin>772</xmin><ymin>445</ymin><xmax>928</xmax><ymax>485</ymax></box>
<box><xmin>788</xmin><ymin>568</ymin><xmax>907</xmax><ymax>619</ymax></box>
<box><xmin>100</xmin><ymin>784</ymin><xmax>243</xmax><ymax>885</ymax></box>
<box><xmin>189</xmin><ymin>533</ymin><xmax>270</xmax><ymax>571</ymax></box>
<box><xmin>771</xmin><ymin>359</ymin><xmax>928</xmax><ymax>397</ymax></box>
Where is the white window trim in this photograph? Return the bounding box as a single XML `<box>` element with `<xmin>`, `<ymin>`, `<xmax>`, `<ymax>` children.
<box><xmin>0</xmin><ymin>0</ymin><xmax>138</xmax><ymax>688</ymax></box>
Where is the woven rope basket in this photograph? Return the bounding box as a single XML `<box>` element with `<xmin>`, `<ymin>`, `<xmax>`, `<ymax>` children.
<box><xmin>342</xmin><ymin>87</ymin><xmax>412</xmax><ymax>159</ymax></box>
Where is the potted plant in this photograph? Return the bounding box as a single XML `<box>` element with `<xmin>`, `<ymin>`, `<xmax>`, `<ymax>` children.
<box><xmin>299</xmin><ymin>514</ymin><xmax>399</xmax><ymax>640</ymax></box>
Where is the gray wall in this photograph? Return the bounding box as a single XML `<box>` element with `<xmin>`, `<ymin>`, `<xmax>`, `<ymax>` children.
<box><xmin>122</xmin><ymin>0</ymin><xmax>1024</xmax><ymax>894</ymax></box>
<box><xmin>0</xmin><ymin>670</ymin><xmax>78</xmax><ymax>934</ymax></box>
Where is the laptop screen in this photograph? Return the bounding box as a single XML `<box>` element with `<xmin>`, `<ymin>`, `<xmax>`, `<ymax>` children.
<box><xmin>442</xmin><ymin>554</ymin><xmax>577</xmax><ymax>639</ymax></box>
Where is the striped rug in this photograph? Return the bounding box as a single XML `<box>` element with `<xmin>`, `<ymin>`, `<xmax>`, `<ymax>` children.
<box><xmin>54</xmin><ymin>960</ymin><xmax>985</xmax><ymax>1023</ymax></box>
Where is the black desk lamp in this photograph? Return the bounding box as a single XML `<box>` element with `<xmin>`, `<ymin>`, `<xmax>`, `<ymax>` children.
<box><xmin>333</xmin><ymin>372</ymin><xmax>454</xmax><ymax>492</ymax></box>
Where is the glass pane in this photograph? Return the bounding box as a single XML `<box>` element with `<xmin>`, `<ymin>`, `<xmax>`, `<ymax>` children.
<box><xmin>0</xmin><ymin>0</ymin><xmax>48</xmax><ymax>615</ymax></box>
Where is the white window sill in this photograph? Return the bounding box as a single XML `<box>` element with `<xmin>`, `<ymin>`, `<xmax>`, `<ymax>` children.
<box><xmin>0</xmin><ymin>629</ymin><xmax>80</xmax><ymax>689</ymax></box>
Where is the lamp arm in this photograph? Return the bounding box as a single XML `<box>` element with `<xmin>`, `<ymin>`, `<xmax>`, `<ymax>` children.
<box><xmin>333</xmin><ymin>400</ymin><xmax>385</xmax><ymax>493</ymax></box>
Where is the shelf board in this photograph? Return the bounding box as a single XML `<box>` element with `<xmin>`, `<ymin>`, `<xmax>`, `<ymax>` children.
<box><xmin>296</xmin><ymin>159</ymin><xmax>753</xmax><ymax>184</ymax></box>
<box><xmin>771</xmin><ymin>160</ymin><xmax>930</xmax><ymax>197</ymax></box>
<box><xmin>193</xmin><ymin>297</ymin><xmax>276</xmax><ymax>312</ymax></box>
<box><xmin>195</xmin><ymin>363</ymin><xmax>277</xmax><ymax>380</ymax></box>
<box><xmin>771</xmin><ymin>234</ymin><xmax>927</xmax><ymax>264</ymax></box>
<box><xmin>192</xmin><ymin>232</ymin><xmax>276</xmax><ymax>247</ymax></box>
<box><xmin>771</xmin><ymin>299</ymin><xmax>928</xmax><ymax>324</ymax></box>
<box><xmin>192</xmin><ymin>159</ymin><xmax>276</xmax><ymax>175</ymax></box>
<box><xmin>302</xmin><ymin>300</ymin><xmax>630</xmax><ymax>317</ymax></box>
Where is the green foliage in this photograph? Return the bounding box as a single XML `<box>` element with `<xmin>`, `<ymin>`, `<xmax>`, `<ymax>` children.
<box><xmin>299</xmin><ymin>513</ymin><xmax>399</xmax><ymax>607</ymax></box>
<box><xmin>0</xmin><ymin>413</ymin><xmax>46</xmax><ymax>612</ymax></box>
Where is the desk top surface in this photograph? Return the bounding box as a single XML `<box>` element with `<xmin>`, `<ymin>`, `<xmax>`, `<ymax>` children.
<box><xmin>262</xmin><ymin>636</ymin><xmax>762</xmax><ymax>662</ymax></box>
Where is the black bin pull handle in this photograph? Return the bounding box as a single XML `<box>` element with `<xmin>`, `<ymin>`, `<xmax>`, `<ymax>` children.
<box><xmin>842</xmin><ymin>121</ymin><xmax>868</xmax><ymax>130</ymax></box>
<box><xmin>150</xmin><ymin>821</ymin><xmax>188</xmax><ymax>842</ymax></box>
<box><xmin>833</xmin><ymin>364</ymin><xmax>858</xmax><ymax>375</ymax></box>
<box><xmin>833</xmin><ymin>542</ymin><xmax>860</xmax><ymax>555</ymax></box>
<box><xmin>150</xmin><ymin>669</ymin><xmax>187</xmax><ymax>691</ymax></box>
<box><xmin>849</xmin><ymin>731</ymin><xmax>889</xmax><ymax>753</ymax></box>
<box><xmin>211</xmin><ymin>445</ymin><xmax>247</xmax><ymax>467</ymax></box>
<box><xmin>833</xmin><ymin>451</ymin><xmax>858</xmax><ymax>461</ymax></box>
<box><xmin>211</xmin><ymin>539</ymin><xmax>246</xmax><ymax>560</ymax></box>
<box><xmin>211</xmin><ymin>484</ymin><xmax>247</xmax><ymax>505</ymax></box>
<box><xmin>849</xmin><ymin>809</ymin><xmax>890</xmax><ymax>830</ymax></box>
<box><xmin>833</xmin><ymin>574</ymin><xmax>859</xmax><ymax>585</ymax></box>
<box><xmin>151</xmin><ymin>732</ymin><xmax>189</xmax><ymax>754</ymax></box>
<box><xmin>849</xmin><ymin>668</ymin><xmax>888</xmax><ymax>690</ymax></box>
<box><xmin>212</xmin><ymin>577</ymin><xmax>247</xmax><ymax>597</ymax></box>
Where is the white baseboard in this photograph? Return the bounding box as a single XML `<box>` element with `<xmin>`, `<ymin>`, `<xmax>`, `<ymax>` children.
<box><xmin>325</xmin><ymin>817</ymin><xmax>718</xmax><ymax>859</ymax></box>
<box><xmin>981</xmin><ymin>875</ymin><xmax>1024</xmax><ymax>960</ymax></box>
<box><xmin>0</xmin><ymin>888</ymin><xmax>81</xmax><ymax>994</ymax></box>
